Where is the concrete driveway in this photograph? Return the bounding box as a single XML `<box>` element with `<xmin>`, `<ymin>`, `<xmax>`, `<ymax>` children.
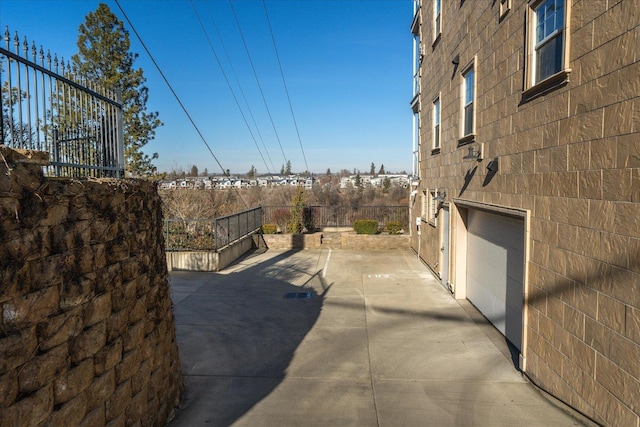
<box><xmin>167</xmin><ymin>248</ymin><xmax>586</xmax><ymax>426</ymax></box>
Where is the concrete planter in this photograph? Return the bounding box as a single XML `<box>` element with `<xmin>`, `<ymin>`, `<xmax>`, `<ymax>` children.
<box><xmin>260</xmin><ymin>233</ymin><xmax>322</xmax><ymax>250</ymax></box>
<box><xmin>261</xmin><ymin>231</ymin><xmax>409</xmax><ymax>250</ymax></box>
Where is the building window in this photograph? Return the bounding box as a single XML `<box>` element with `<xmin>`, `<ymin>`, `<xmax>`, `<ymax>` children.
<box><xmin>433</xmin><ymin>0</ymin><xmax>441</xmax><ymax>43</ymax></box>
<box><xmin>422</xmin><ymin>190</ymin><xmax>429</xmax><ymax>221</ymax></box>
<box><xmin>525</xmin><ymin>0</ymin><xmax>570</xmax><ymax>95</ymax></box>
<box><xmin>429</xmin><ymin>189</ymin><xmax>437</xmax><ymax>225</ymax></box>
<box><xmin>534</xmin><ymin>0</ymin><xmax>564</xmax><ymax>82</ymax></box>
<box><xmin>433</xmin><ymin>96</ymin><xmax>441</xmax><ymax>151</ymax></box>
<box><xmin>460</xmin><ymin>60</ymin><xmax>475</xmax><ymax>141</ymax></box>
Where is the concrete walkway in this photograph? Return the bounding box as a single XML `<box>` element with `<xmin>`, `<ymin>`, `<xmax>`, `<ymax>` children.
<box><xmin>167</xmin><ymin>249</ymin><xmax>585</xmax><ymax>426</ymax></box>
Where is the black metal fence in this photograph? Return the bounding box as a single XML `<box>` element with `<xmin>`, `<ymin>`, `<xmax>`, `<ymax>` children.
<box><xmin>1</xmin><ymin>27</ymin><xmax>124</xmax><ymax>177</ymax></box>
<box><xmin>164</xmin><ymin>207</ymin><xmax>262</xmax><ymax>251</ymax></box>
<box><xmin>262</xmin><ymin>205</ymin><xmax>409</xmax><ymax>230</ymax></box>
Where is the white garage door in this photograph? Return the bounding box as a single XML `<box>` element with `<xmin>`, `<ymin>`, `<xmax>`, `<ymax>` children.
<box><xmin>466</xmin><ymin>209</ymin><xmax>524</xmax><ymax>351</ymax></box>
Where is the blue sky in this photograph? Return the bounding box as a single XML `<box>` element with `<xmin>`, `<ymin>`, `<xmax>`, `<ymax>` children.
<box><xmin>1</xmin><ymin>0</ymin><xmax>413</xmax><ymax>175</ymax></box>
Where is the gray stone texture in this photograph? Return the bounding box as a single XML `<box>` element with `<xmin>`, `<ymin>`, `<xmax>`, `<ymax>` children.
<box><xmin>0</xmin><ymin>147</ymin><xmax>182</xmax><ymax>426</ymax></box>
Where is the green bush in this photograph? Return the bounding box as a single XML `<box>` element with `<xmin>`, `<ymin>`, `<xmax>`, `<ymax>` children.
<box><xmin>261</xmin><ymin>224</ymin><xmax>278</xmax><ymax>234</ymax></box>
<box><xmin>353</xmin><ymin>219</ymin><xmax>379</xmax><ymax>234</ymax></box>
<box><xmin>286</xmin><ymin>221</ymin><xmax>303</xmax><ymax>234</ymax></box>
<box><xmin>302</xmin><ymin>207</ymin><xmax>316</xmax><ymax>232</ymax></box>
<box><xmin>385</xmin><ymin>221</ymin><xmax>403</xmax><ymax>235</ymax></box>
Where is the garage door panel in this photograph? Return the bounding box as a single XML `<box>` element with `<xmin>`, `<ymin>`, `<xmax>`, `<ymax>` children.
<box><xmin>467</xmin><ymin>209</ymin><xmax>524</xmax><ymax>351</ymax></box>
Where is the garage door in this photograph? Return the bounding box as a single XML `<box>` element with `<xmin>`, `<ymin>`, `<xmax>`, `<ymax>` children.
<box><xmin>466</xmin><ymin>209</ymin><xmax>524</xmax><ymax>351</ymax></box>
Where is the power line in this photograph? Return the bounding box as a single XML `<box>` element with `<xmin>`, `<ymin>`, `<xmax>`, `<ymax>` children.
<box><xmin>113</xmin><ymin>0</ymin><xmax>250</xmax><ymax>208</ymax></box>
<box><xmin>228</xmin><ymin>0</ymin><xmax>289</xmax><ymax>169</ymax></box>
<box><xmin>190</xmin><ymin>0</ymin><xmax>273</xmax><ymax>175</ymax></box>
<box><xmin>262</xmin><ymin>0</ymin><xmax>310</xmax><ymax>173</ymax></box>
<box><xmin>202</xmin><ymin>1</ymin><xmax>278</xmax><ymax>175</ymax></box>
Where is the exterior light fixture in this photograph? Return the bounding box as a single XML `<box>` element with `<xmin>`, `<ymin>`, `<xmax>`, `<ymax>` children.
<box><xmin>452</xmin><ymin>54</ymin><xmax>460</xmax><ymax>65</ymax></box>
<box><xmin>462</xmin><ymin>142</ymin><xmax>484</xmax><ymax>161</ymax></box>
<box><xmin>433</xmin><ymin>187</ymin><xmax>447</xmax><ymax>203</ymax></box>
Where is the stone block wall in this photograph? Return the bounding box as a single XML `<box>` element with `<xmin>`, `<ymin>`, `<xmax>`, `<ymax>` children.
<box><xmin>0</xmin><ymin>147</ymin><xmax>182</xmax><ymax>426</ymax></box>
<box><xmin>339</xmin><ymin>232</ymin><xmax>410</xmax><ymax>250</ymax></box>
<box><xmin>261</xmin><ymin>231</ymin><xmax>409</xmax><ymax>250</ymax></box>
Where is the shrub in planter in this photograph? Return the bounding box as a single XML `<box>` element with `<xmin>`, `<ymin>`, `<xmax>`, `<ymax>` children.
<box><xmin>385</xmin><ymin>221</ymin><xmax>403</xmax><ymax>235</ymax></box>
<box><xmin>272</xmin><ymin>209</ymin><xmax>291</xmax><ymax>233</ymax></box>
<box><xmin>261</xmin><ymin>223</ymin><xmax>278</xmax><ymax>234</ymax></box>
<box><xmin>353</xmin><ymin>219</ymin><xmax>379</xmax><ymax>234</ymax></box>
<box><xmin>302</xmin><ymin>206</ymin><xmax>316</xmax><ymax>232</ymax></box>
<box><xmin>286</xmin><ymin>220</ymin><xmax>303</xmax><ymax>234</ymax></box>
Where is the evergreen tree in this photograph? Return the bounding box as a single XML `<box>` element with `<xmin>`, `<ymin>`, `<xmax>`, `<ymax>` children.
<box><xmin>247</xmin><ymin>165</ymin><xmax>257</xmax><ymax>178</ymax></box>
<box><xmin>326</xmin><ymin>168</ymin><xmax>331</xmax><ymax>176</ymax></box>
<box><xmin>355</xmin><ymin>173</ymin><xmax>362</xmax><ymax>188</ymax></box>
<box><xmin>378</xmin><ymin>164</ymin><xmax>386</xmax><ymax>175</ymax></box>
<box><xmin>285</xmin><ymin>160</ymin><xmax>292</xmax><ymax>175</ymax></box>
<box><xmin>190</xmin><ymin>164</ymin><xmax>198</xmax><ymax>176</ymax></box>
<box><xmin>72</xmin><ymin>3</ymin><xmax>161</xmax><ymax>176</ymax></box>
<box><xmin>370</xmin><ymin>162</ymin><xmax>376</xmax><ymax>176</ymax></box>
<box><xmin>280</xmin><ymin>164</ymin><xmax>285</xmax><ymax>175</ymax></box>
<box><xmin>382</xmin><ymin>176</ymin><xmax>391</xmax><ymax>193</ymax></box>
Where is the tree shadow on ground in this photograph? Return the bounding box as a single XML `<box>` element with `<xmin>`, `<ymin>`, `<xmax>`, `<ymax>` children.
<box><xmin>168</xmin><ymin>249</ymin><xmax>327</xmax><ymax>427</ymax></box>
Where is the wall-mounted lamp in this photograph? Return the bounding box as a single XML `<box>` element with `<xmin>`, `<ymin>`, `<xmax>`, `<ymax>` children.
<box><xmin>432</xmin><ymin>187</ymin><xmax>447</xmax><ymax>203</ymax></box>
<box><xmin>462</xmin><ymin>142</ymin><xmax>484</xmax><ymax>161</ymax></box>
<box><xmin>486</xmin><ymin>158</ymin><xmax>499</xmax><ymax>173</ymax></box>
<box><xmin>452</xmin><ymin>54</ymin><xmax>460</xmax><ymax>66</ymax></box>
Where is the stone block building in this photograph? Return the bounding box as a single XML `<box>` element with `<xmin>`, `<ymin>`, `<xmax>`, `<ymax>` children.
<box><xmin>409</xmin><ymin>0</ymin><xmax>639</xmax><ymax>425</ymax></box>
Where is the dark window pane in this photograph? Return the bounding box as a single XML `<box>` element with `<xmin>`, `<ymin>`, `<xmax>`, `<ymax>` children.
<box><xmin>536</xmin><ymin>33</ymin><xmax>562</xmax><ymax>82</ymax></box>
<box><xmin>464</xmin><ymin>104</ymin><xmax>474</xmax><ymax>136</ymax></box>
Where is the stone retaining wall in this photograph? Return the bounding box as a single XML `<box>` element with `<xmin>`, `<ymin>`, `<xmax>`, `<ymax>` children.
<box><xmin>0</xmin><ymin>146</ymin><xmax>182</xmax><ymax>426</ymax></box>
<box><xmin>262</xmin><ymin>231</ymin><xmax>409</xmax><ymax>250</ymax></box>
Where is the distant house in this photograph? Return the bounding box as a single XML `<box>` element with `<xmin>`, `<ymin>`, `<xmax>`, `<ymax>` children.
<box><xmin>409</xmin><ymin>1</ymin><xmax>639</xmax><ymax>425</ymax></box>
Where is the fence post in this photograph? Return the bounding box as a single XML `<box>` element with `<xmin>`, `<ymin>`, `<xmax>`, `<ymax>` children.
<box><xmin>213</xmin><ymin>218</ymin><xmax>218</xmax><ymax>251</ymax></box>
<box><xmin>115</xmin><ymin>88</ymin><xmax>125</xmax><ymax>178</ymax></box>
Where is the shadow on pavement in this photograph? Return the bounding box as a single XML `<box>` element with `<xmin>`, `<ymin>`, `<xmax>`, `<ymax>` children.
<box><xmin>168</xmin><ymin>249</ymin><xmax>326</xmax><ymax>426</ymax></box>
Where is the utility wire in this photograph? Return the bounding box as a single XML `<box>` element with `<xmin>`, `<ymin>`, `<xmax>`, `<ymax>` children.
<box><xmin>262</xmin><ymin>0</ymin><xmax>310</xmax><ymax>174</ymax></box>
<box><xmin>228</xmin><ymin>0</ymin><xmax>289</xmax><ymax>169</ymax></box>
<box><xmin>113</xmin><ymin>0</ymin><xmax>250</xmax><ymax>209</ymax></box>
<box><xmin>203</xmin><ymin>1</ymin><xmax>277</xmax><ymax>175</ymax></box>
<box><xmin>190</xmin><ymin>0</ymin><xmax>273</xmax><ymax>175</ymax></box>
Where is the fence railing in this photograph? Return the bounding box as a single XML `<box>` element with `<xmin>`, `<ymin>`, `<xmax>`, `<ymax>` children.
<box><xmin>164</xmin><ymin>207</ymin><xmax>262</xmax><ymax>251</ymax></box>
<box><xmin>0</xmin><ymin>27</ymin><xmax>124</xmax><ymax>177</ymax></box>
<box><xmin>262</xmin><ymin>205</ymin><xmax>410</xmax><ymax>230</ymax></box>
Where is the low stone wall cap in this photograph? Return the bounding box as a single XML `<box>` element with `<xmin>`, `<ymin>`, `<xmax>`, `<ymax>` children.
<box><xmin>0</xmin><ymin>145</ymin><xmax>50</xmax><ymax>166</ymax></box>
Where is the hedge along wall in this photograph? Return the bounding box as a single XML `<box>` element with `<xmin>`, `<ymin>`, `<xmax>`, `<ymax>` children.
<box><xmin>0</xmin><ymin>147</ymin><xmax>182</xmax><ymax>426</ymax></box>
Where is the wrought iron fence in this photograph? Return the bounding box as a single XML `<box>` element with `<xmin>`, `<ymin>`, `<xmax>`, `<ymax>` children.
<box><xmin>165</xmin><ymin>207</ymin><xmax>262</xmax><ymax>251</ymax></box>
<box><xmin>0</xmin><ymin>27</ymin><xmax>124</xmax><ymax>177</ymax></box>
<box><xmin>262</xmin><ymin>205</ymin><xmax>410</xmax><ymax>231</ymax></box>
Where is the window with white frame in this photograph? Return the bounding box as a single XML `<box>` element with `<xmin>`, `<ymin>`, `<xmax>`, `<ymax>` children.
<box><xmin>526</xmin><ymin>0</ymin><xmax>570</xmax><ymax>91</ymax></box>
<box><xmin>461</xmin><ymin>62</ymin><xmax>475</xmax><ymax>139</ymax></box>
<box><xmin>433</xmin><ymin>0</ymin><xmax>441</xmax><ymax>43</ymax></box>
<box><xmin>422</xmin><ymin>190</ymin><xmax>429</xmax><ymax>221</ymax></box>
<box><xmin>429</xmin><ymin>189</ymin><xmax>437</xmax><ymax>224</ymax></box>
<box><xmin>433</xmin><ymin>96</ymin><xmax>441</xmax><ymax>150</ymax></box>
